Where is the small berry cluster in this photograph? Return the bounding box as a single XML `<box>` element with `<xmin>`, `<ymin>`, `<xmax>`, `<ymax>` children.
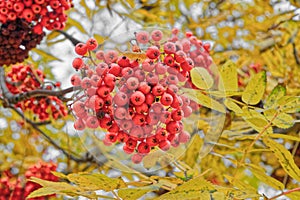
<box><xmin>0</xmin><ymin>18</ymin><xmax>45</xmax><ymax>66</ymax></box>
<box><xmin>71</xmin><ymin>29</ymin><xmax>212</xmax><ymax>163</ymax></box>
<box><xmin>0</xmin><ymin>161</ymin><xmax>58</xmax><ymax>200</ymax></box>
<box><xmin>0</xmin><ymin>0</ymin><xmax>73</xmax><ymax>66</ymax></box>
<box><xmin>238</xmin><ymin>63</ymin><xmax>262</xmax><ymax>87</ymax></box>
<box><xmin>6</xmin><ymin>64</ymin><xmax>67</xmax><ymax>121</ymax></box>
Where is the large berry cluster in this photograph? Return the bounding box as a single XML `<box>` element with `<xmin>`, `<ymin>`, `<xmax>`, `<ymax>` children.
<box><xmin>0</xmin><ymin>0</ymin><xmax>73</xmax><ymax>66</ymax></box>
<box><xmin>6</xmin><ymin>64</ymin><xmax>67</xmax><ymax>121</ymax></box>
<box><xmin>0</xmin><ymin>18</ymin><xmax>45</xmax><ymax>66</ymax></box>
<box><xmin>71</xmin><ymin>29</ymin><xmax>213</xmax><ymax>163</ymax></box>
<box><xmin>0</xmin><ymin>161</ymin><xmax>58</xmax><ymax>200</ymax></box>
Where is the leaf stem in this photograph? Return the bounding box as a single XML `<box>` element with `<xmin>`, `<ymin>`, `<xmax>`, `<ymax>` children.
<box><xmin>269</xmin><ymin>187</ymin><xmax>300</xmax><ymax>200</ymax></box>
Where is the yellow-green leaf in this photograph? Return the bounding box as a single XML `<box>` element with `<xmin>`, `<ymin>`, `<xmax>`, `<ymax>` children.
<box><xmin>264</xmin><ymin>85</ymin><xmax>286</xmax><ymax>109</ymax></box>
<box><xmin>51</xmin><ymin>171</ymin><xmax>67</xmax><ymax>179</ymax></box>
<box><xmin>93</xmin><ymin>34</ymin><xmax>105</xmax><ymax>46</ymax></box>
<box><xmin>264</xmin><ymin>109</ymin><xmax>294</xmax><ymax>129</ymax></box>
<box><xmin>247</xmin><ymin>164</ymin><xmax>284</xmax><ymax>190</ymax></box>
<box><xmin>32</xmin><ymin>49</ymin><xmax>62</xmax><ymax>62</ymax></box>
<box><xmin>263</xmin><ymin>137</ymin><xmax>300</xmax><ymax>182</ymax></box>
<box><xmin>190</xmin><ymin>67</ymin><xmax>214</xmax><ymax>90</ymax></box>
<box><xmin>270</xmin><ymin>134</ymin><xmax>300</xmax><ymax>142</ymax></box>
<box><xmin>154</xmin><ymin>176</ymin><xmax>215</xmax><ymax>200</ymax></box>
<box><xmin>224</xmin><ymin>98</ymin><xmax>243</xmax><ymax>114</ymax></box>
<box><xmin>242</xmin><ymin>71</ymin><xmax>266</xmax><ymax>105</ymax></box>
<box><xmin>242</xmin><ymin>108</ymin><xmax>273</xmax><ymax>134</ymax></box>
<box><xmin>218</xmin><ymin>60</ymin><xmax>238</xmax><ymax>92</ymax></box>
<box><xmin>183</xmin><ymin>89</ymin><xmax>226</xmax><ymax>113</ymax></box>
<box><xmin>143</xmin><ymin>150</ymin><xmax>164</xmax><ymax>170</ymax></box>
<box><xmin>67</xmin><ymin>173</ymin><xmax>126</xmax><ymax>192</ymax></box>
<box><xmin>118</xmin><ymin>184</ymin><xmax>160</xmax><ymax>200</ymax></box>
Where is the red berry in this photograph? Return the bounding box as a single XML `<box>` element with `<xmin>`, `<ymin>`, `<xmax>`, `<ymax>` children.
<box><xmin>146</xmin><ymin>46</ymin><xmax>160</xmax><ymax>59</ymax></box>
<box><xmin>135</xmin><ymin>31</ymin><xmax>149</xmax><ymax>44</ymax></box>
<box><xmin>86</xmin><ymin>38</ymin><xmax>98</xmax><ymax>51</ymax></box>
<box><xmin>137</xmin><ymin>142</ymin><xmax>150</xmax><ymax>154</ymax></box>
<box><xmin>113</xmin><ymin>92</ymin><xmax>129</xmax><ymax>106</ymax></box>
<box><xmin>160</xmin><ymin>92</ymin><xmax>173</xmax><ymax>106</ymax></box>
<box><xmin>75</xmin><ymin>43</ymin><xmax>88</xmax><ymax>56</ymax></box>
<box><xmin>130</xmin><ymin>91</ymin><xmax>145</xmax><ymax>106</ymax></box>
<box><xmin>126</xmin><ymin>77</ymin><xmax>139</xmax><ymax>90</ymax></box>
<box><xmin>151</xmin><ymin>29</ymin><xmax>163</xmax><ymax>41</ymax></box>
<box><xmin>131</xmin><ymin>153</ymin><xmax>143</xmax><ymax>164</ymax></box>
<box><xmin>159</xmin><ymin>140</ymin><xmax>171</xmax><ymax>151</ymax></box>
<box><xmin>178</xmin><ymin>131</ymin><xmax>190</xmax><ymax>143</ymax></box>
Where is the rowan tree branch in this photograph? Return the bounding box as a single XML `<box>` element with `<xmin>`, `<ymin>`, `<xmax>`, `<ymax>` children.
<box><xmin>56</xmin><ymin>30</ymin><xmax>83</xmax><ymax>46</ymax></box>
<box><xmin>0</xmin><ymin>67</ymin><xmax>82</xmax><ymax>104</ymax></box>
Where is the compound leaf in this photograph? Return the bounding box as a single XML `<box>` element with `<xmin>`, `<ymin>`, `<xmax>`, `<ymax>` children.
<box><xmin>190</xmin><ymin>67</ymin><xmax>214</xmax><ymax>90</ymax></box>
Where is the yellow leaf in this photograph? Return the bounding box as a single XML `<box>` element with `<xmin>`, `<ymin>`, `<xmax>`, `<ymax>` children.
<box><xmin>118</xmin><ymin>184</ymin><xmax>160</xmax><ymax>200</ymax></box>
<box><xmin>264</xmin><ymin>109</ymin><xmax>294</xmax><ymax>129</ymax></box>
<box><xmin>263</xmin><ymin>137</ymin><xmax>300</xmax><ymax>182</ymax></box>
<box><xmin>182</xmin><ymin>89</ymin><xmax>226</xmax><ymax>113</ymax></box>
<box><xmin>270</xmin><ymin>134</ymin><xmax>300</xmax><ymax>142</ymax></box>
<box><xmin>242</xmin><ymin>71</ymin><xmax>266</xmax><ymax>105</ymax></box>
<box><xmin>179</xmin><ymin>134</ymin><xmax>203</xmax><ymax>168</ymax></box>
<box><xmin>242</xmin><ymin>108</ymin><xmax>273</xmax><ymax>134</ymax></box>
<box><xmin>277</xmin><ymin>96</ymin><xmax>300</xmax><ymax>113</ymax></box>
<box><xmin>224</xmin><ymin>98</ymin><xmax>243</xmax><ymax>114</ymax></box>
<box><xmin>66</xmin><ymin>17</ymin><xmax>87</xmax><ymax>34</ymax></box>
<box><xmin>51</xmin><ymin>171</ymin><xmax>67</xmax><ymax>179</ymax></box>
<box><xmin>247</xmin><ymin>164</ymin><xmax>284</xmax><ymax>190</ymax></box>
<box><xmin>93</xmin><ymin>34</ymin><xmax>105</xmax><ymax>46</ymax></box>
<box><xmin>32</xmin><ymin>49</ymin><xmax>62</xmax><ymax>62</ymax></box>
<box><xmin>218</xmin><ymin>60</ymin><xmax>238</xmax><ymax>92</ymax></box>
<box><xmin>264</xmin><ymin>85</ymin><xmax>286</xmax><ymax>109</ymax></box>
<box><xmin>142</xmin><ymin>150</ymin><xmax>164</xmax><ymax>170</ymax></box>
<box><xmin>67</xmin><ymin>173</ymin><xmax>126</xmax><ymax>192</ymax></box>
<box><xmin>46</xmin><ymin>31</ymin><xmax>61</xmax><ymax>42</ymax></box>
<box><xmin>190</xmin><ymin>67</ymin><xmax>214</xmax><ymax>90</ymax></box>
<box><xmin>154</xmin><ymin>176</ymin><xmax>215</xmax><ymax>200</ymax></box>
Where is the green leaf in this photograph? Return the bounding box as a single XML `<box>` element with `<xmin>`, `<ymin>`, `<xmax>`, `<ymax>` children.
<box><xmin>247</xmin><ymin>164</ymin><xmax>284</xmax><ymax>190</ymax></box>
<box><xmin>264</xmin><ymin>109</ymin><xmax>294</xmax><ymax>129</ymax></box>
<box><xmin>154</xmin><ymin>176</ymin><xmax>215</xmax><ymax>200</ymax></box>
<box><xmin>224</xmin><ymin>98</ymin><xmax>243</xmax><ymax>114</ymax></box>
<box><xmin>242</xmin><ymin>71</ymin><xmax>266</xmax><ymax>105</ymax></box>
<box><xmin>218</xmin><ymin>60</ymin><xmax>238</xmax><ymax>92</ymax></box>
<box><xmin>190</xmin><ymin>67</ymin><xmax>214</xmax><ymax>90</ymax></box>
<box><xmin>67</xmin><ymin>173</ymin><xmax>127</xmax><ymax>192</ymax></box>
<box><xmin>263</xmin><ymin>137</ymin><xmax>300</xmax><ymax>182</ymax></box>
<box><xmin>118</xmin><ymin>184</ymin><xmax>161</xmax><ymax>200</ymax></box>
<box><xmin>264</xmin><ymin>85</ymin><xmax>286</xmax><ymax>109</ymax></box>
<box><xmin>182</xmin><ymin>89</ymin><xmax>226</xmax><ymax>113</ymax></box>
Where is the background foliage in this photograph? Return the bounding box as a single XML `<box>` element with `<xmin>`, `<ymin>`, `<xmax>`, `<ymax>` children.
<box><xmin>0</xmin><ymin>0</ymin><xmax>300</xmax><ymax>199</ymax></box>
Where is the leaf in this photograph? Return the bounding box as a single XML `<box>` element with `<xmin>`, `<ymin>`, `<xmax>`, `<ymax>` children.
<box><xmin>190</xmin><ymin>67</ymin><xmax>214</xmax><ymax>90</ymax></box>
<box><xmin>270</xmin><ymin>134</ymin><xmax>300</xmax><ymax>142</ymax></box>
<box><xmin>263</xmin><ymin>137</ymin><xmax>300</xmax><ymax>182</ymax></box>
<box><xmin>66</xmin><ymin>17</ymin><xmax>87</xmax><ymax>34</ymax></box>
<box><xmin>142</xmin><ymin>150</ymin><xmax>164</xmax><ymax>169</ymax></box>
<box><xmin>32</xmin><ymin>49</ymin><xmax>62</xmax><ymax>62</ymax></box>
<box><xmin>218</xmin><ymin>60</ymin><xmax>238</xmax><ymax>92</ymax></box>
<box><xmin>67</xmin><ymin>173</ymin><xmax>126</xmax><ymax>192</ymax></box>
<box><xmin>183</xmin><ymin>89</ymin><xmax>226</xmax><ymax>113</ymax></box>
<box><xmin>242</xmin><ymin>108</ymin><xmax>273</xmax><ymax>134</ymax></box>
<box><xmin>179</xmin><ymin>134</ymin><xmax>203</xmax><ymax>168</ymax></box>
<box><xmin>224</xmin><ymin>98</ymin><xmax>243</xmax><ymax>114</ymax></box>
<box><xmin>242</xmin><ymin>71</ymin><xmax>266</xmax><ymax>105</ymax></box>
<box><xmin>264</xmin><ymin>109</ymin><xmax>295</xmax><ymax>129</ymax></box>
<box><xmin>247</xmin><ymin>164</ymin><xmax>284</xmax><ymax>190</ymax></box>
<box><xmin>154</xmin><ymin>176</ymin><xmax>215</xmax><ymax>200</ymax></box>
<box><xmin>118</xmin><ymin>184</ymin><xmax>161</xmax><ymax>200</ymax></box>
<box><xmin>93</xmin><ymin>34</ymin><xmax>105</xmax><ymax>45</ymax></box>
<box><xmin>51</xmin><ymin>171</ymin><xmax>67</xmax><ymax>179</ymax></box>
<box><xmin>27</xmin><ymin>177</ymin><xmax>97</xmax><ymax>199</ymax></box>
<box><xmin>264</xmin><ymin>85</ymin><xmax>286</xmax><ymax>109</ymax></box>
<box><xmin>277</xmin><ymin>96</ymin><xmax>300</xmax><ymax>113</ymax></box>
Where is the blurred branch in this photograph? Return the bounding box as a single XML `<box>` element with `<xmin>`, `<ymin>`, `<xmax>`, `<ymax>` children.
<box><xmin>0</xmin><ymin>67</ymin><xmax>81</xmax><ymax>104</ymax></box>
<box><xmin>56</xmin><ymin>30</ymin><xmax>83</xmax><ymax>46</ymax></box>
<box><xmin>292</xmin><ymin>42</ymin><xmax>300</xmax><ymax>65</ymax></box>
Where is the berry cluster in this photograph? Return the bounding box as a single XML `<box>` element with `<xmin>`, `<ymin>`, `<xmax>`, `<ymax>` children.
<box><xmin>0</xmin><ymin>161</ymin><xmax>58</xmax><ymax>200</ymax></box>
<box><xmin>238</xmin><ymin>63</ymin><xmax>262</xmax><ymax>87</ymax></box>
<box><xmin>0</xmin><ymin>0</ymin><xmax>73</xmax><ymax>66</ymax></box>
<box><xmin>71</xmin><ymin>29</ymin><xmax>213</xmax><ymax>163</ymax></box>
<box><xmin>6</xmin><ymin>64</ymin><xmax>67</xmax><ymax>121</ymax></box>
<box><xmin>0</xmin><ymin>18</ymin><xmax>45</xmax><ymax>66</ymax></box>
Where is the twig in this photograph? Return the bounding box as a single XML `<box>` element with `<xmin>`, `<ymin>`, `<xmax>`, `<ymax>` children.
<box><xmin>292</xmin><ymin>42</ymin><xmax>300</xmax><ymax>65</ymax></box>
<box><xmin>269</xmin><ymin>187</ymin><xmax>300</xmax><ymax>200</ymax></box>
<box><xmin>56</xmin><ymin>30</ymin><xmax>83</xmax><ymax>46</ymax></box>
<box><xmin>0</xmin><ymin>66</ymin><xmax>81</xmax><ymax>104</ymax></box>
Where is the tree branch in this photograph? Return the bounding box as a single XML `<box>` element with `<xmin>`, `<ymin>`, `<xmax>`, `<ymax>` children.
<box><xmin>0</xmin><ymin>67</ymin><xmax>82</xmax><ymax>104</ymax></box>
<box><xmin>56</xmin><ymin>30</ymin><xmax>83</xmax><ymax>46</ymax></box>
